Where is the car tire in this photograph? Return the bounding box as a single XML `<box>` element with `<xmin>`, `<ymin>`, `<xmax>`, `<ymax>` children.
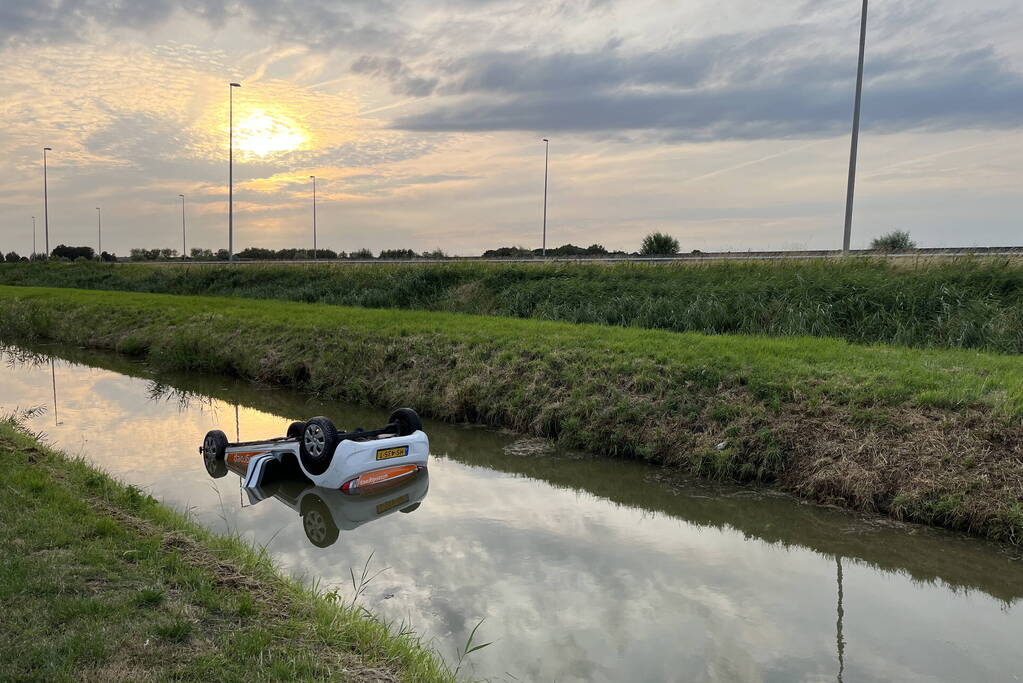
<box><xmin>286</xmin><ymin>421</ymin><xmax>306</xmax><ymax>439</ymax></box>
<box><xmin>388</xmin><ymin>408</ymin><xmax>422</xmax><ymax>436</ymax></box>
<box><xmin>202</xmin><ymin>429</ymin><xmax>228</xmax><ymax>478</ymax></box>
<box><xmin>299</xmin><ymin>417</ymin><xmax>339</xmax><ymax>475</ymax></box>
<box><xmin>300</xmin><ymin>493</ymin><xmax>340</xmax><ymax>547</ymax></box>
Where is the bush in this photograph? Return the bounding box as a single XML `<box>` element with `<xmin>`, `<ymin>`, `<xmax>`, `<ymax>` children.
<box><xmin>871</xmin><ymin>231</ymin><xmax>917</xmax><ymax>252</ymax></box>
<box><xmin>379</xmin><ymin>249</ymin><xmax>417</xmax><ymax>259</ymax></box>
<box><xmin>237</xmin><ymin>247</ymin><xmax>276</xmax><ymax>260</ymax></box>
<box><xmin>51</xmin><ymin>244</ymin><xmax>95</xmax><ymax>260</ymax></box>
<box><xmin>100</xmin><ymin>251</ymin><xmax>116</xmax><ymax>262</ymax></box>
<box><xmin>483</xmin><ymin>246</ymin><xmax>533</xmax><ymax>258</ymax></box>
<box><xmin>129</xmin><ymin>248</ymin><xmax>177</xmax><ymax>261</ymax></box>
<box><xmin>5</xmin><ymin>251</ymin><xmax>20</xmax><ymax>263</ymax></box>
<box><xmin>540</xmin><ymin>244</ymin><xmax>608</xmax><ymax>257</ymax></box>
<box><xmin>640</xmin><ymin>233</ymin><xmax>680</xmax><ymax>255</ymax></box>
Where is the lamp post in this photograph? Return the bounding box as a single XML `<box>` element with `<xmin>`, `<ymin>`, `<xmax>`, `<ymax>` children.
<box><xmin>95</xmin><ymin>207</ymin><xmax>101</xmax><ymax>257</ymax></box>
<box><xmin>43</xmin><ymin>147</ymin><xmax>52</xmax><ymax>256</ymax></box>
<box><xmin>229</xmin><ymin>82</ymin><xmax>241</xmax><ymax>261</ymax></box>
<box><xmin>179</xmin><ymin>194</ymin><xmax>186</xmax><ymax>259</ymax></box>
<box><xmin>842</xmin><ymin>0</ymin><xmax>869</xmax><ymax>253</ymax></box>
<box><xmin>32</xmin><ymin>216</ymin><xmax>36</xmax><ymax>256</ymax></box>
<box><xmin>309</xmin><ymin>175</ymin><xmax>317</xmax><ymax>260</ymax></box>
<box><xmin>542</xmin><ymin>138</ymin><xmax>549</xmax><ymax>257</ymax></box>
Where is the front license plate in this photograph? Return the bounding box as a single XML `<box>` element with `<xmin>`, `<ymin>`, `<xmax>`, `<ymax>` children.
<box><xmin>376</xmin><ymin>445</ymin><xmax>409</xmax><ymax>461</ymax></box>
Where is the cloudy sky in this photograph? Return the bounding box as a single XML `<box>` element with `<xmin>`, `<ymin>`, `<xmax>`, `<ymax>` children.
<box><xmin>1</xmin><ymin>0</ymin><xmax>1021</xmax><ymax>256</ymax></box>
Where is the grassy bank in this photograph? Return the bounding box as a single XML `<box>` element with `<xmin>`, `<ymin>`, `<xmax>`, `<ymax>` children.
<box><xmin>2</xmin><ymin>259</ymin><xmax>1023</xmax><ymax>352</ymax></box>
<box><xmin>1</xmin><ymin>285</ymin><xmax>1022</xmax><ymax>544</ymax></box>
<box><xmin>0</xmin><ymin>418</ymin><xmax>454</xmax><ymax>681</ymax></box>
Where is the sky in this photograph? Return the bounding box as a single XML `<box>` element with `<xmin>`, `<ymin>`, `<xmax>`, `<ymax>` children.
<box><xmin>0</xmin><ymin>0</ymin><xmax>1021</xmax><ymax>256</ymax></box>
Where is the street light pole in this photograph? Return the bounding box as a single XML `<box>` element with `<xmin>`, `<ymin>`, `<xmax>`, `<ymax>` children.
<box><xmin>843</xmin><ymin>0</ymin><xmax>869</xmax><ymax>253</ymax></box>
<box><xmin>309</xmin><ymin>175</ymin><xmax>317</xmax><ymax>260</ymax></box>
<box><xmin>179</xmin><ymin>194</ymin><xmax>186</xmax><ymax>259</ymax></box>
<box><xmin>542</xmin><ymin>138</ymin><xmax>549</xmax><ymax>257</ymax></box>
<box><xmin>32</xmin><ymin>216</ymin><xmax>36</xmax><ymax>256</ymax></box>
<box><xmin>229</xmin><ymin>82</ymin><xmax>241</xmax><ymax>261</ymax></box>
<box><xmin>43</xmin><ymin>147</ymin><xmax>52</xmax><ymax>256</ymax></box>
<box><xmin>95</xmin><ymin>207</ymin><xmax>101</xmax><ymax>257</ymax></box>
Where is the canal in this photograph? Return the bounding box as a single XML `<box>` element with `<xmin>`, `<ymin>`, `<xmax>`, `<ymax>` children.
<box><xmin>2</xmin><ymin>344</ymin><xmax>1021</xmax><ymax>682</ymax></box>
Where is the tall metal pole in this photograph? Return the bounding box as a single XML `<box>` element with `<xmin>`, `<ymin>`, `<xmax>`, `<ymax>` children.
<box><xmin>229</xmin><ymin>82</ymin><xmax>241</xmax><ymax>261</ymax></box>
<box><xmin>32</xmin><ymin>216</ymin><xmax>36</xmax><ymax>256</ymax></box>
<box><xmin>843</xmin><ymin>0</ymin><xmax>869</xmax><ymax>253</ymax></box>
<box><xmin>542</xmin><ymin>138</ymin><xmax>549</xmax><ymax>257</ymax></box>
<box><xmin>95</xmin><ymin>207</ymin><xmax>101</xmax><ymax>257</ymax></box>
<box><xmin>43</xmin><ymin>147</ymin><xmax>52</xmax><ymax>256</ymax></box>
<box><xmin>309</xmin><ymin>175</ymin><xmax>317</xmax><ymax>260</ymax></box>
<box><xmin>179</xmin><ymin>194</ymin><xmax>186</xmax><ymax>258</ymax></box>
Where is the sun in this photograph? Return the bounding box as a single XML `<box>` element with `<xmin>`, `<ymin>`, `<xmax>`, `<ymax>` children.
<box><xmin>234</xmin><ymin>111</ymin><xmax>307</xmax><ymax>156</ymax></box>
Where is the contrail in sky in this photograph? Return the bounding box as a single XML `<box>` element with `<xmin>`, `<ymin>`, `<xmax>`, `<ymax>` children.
<box><xmin>678</xmin><ymin>139</ymin><xmax>826</xmax><ymax>185</ymax></box>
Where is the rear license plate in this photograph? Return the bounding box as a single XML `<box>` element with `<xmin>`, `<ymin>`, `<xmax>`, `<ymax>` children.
<box><xmin>376</xmin><ymin>494</ymin><xmax>410</xmax><ymax>515</ymax></box>
<box><xmin>376</xmin><ymin>445</ymin><xmax>409</xmax><ymax>461</ymax></box>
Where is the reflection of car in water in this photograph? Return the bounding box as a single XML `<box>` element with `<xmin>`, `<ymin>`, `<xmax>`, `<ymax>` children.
<box><xmin>244</xmin><ymin>468</ymin><xmax>429</xmax><ymax>547</ymax></box>
<box><xmin>199</xmin><ymin>409</ymin><xmax>430</xmax><ymax>547</ymax></box>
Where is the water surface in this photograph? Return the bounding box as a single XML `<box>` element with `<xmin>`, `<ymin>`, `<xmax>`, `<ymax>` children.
<box><xmin>2</xmin><ymin>344</ymin><xmax>1022</xmax><ymax>682</ymax></box>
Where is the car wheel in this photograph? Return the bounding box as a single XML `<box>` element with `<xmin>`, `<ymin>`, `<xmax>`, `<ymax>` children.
<box><xmin>202</xmin><ymin>429</ymin><xmax>228</xmax><ymax>478</ymax></box>
<box><xmin>388</xmin><ymin>408</ymin><xmax>422</xmax><ymax>436</ymax></box>
<box><xmin>300</xmin><ymin>493</ymin><xmax>339</xmax><ymax>547</ymax></box>
<box><xmin>299</xmin><ymin>416</ymin><xmax>339</xmax><ymax>475</ymax></box>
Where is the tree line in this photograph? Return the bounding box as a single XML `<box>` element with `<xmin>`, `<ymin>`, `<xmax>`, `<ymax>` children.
<box><xmin>2</xmin><ymin>231</ymin><xmax>920</xmax><ymax>263</ymax></box>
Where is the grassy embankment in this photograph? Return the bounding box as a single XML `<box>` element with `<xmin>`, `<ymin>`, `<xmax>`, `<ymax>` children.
<box><xmin>0</xmin><ymin>417</ymin><xmax>454</xmax><ymax>681</ymax></box>
<box><xmin>1</xmin><ymin>286</ymin><xmax>1022</xmax><ymax>544</ymax></box>
<box><xmin>2</xmin><ymin>258</ymin><xmax>1022</xmax><ymax>352</ymax></box>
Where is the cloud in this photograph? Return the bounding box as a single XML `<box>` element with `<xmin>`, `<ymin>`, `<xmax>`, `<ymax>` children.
<box><xmin>351</xmin><ymin>55</ymin><xmax>439</xmax><ymax>97</ymax></box>
<box><xmin>0</xmin><ymin>0</ymin><xmax>396</xmax><ymax>51</ymax></box>
<box><xmin>394</xmin><ymin>30</ymin><xmax>1023</xmax><ymax>139</ymax></box>
<box><xmin>0</xmin><ymin>0</ymin><xmax>221</xmax><ymax>45</ymax></box>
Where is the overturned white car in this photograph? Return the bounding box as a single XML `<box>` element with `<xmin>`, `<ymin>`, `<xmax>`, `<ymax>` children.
<box><xmin>200</xmin><ymin>408</ymin><xmax>429</xmax><ymax>492</ymax></box>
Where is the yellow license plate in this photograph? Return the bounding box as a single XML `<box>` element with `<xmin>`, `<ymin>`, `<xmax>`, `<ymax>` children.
<box><xmin>376</xmin><ymin>494</ymin><xmax>410</xmax><ymax>515</ymax></box>
<box><xmin>376</xmin><ymin>446</ymin><xmax>409</xmax><ymax>461</ymax></box>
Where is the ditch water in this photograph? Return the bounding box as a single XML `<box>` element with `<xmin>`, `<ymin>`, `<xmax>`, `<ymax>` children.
<box><xmin>2</xmin><ymin>344</ymin><xmax>1023</xmax><ymax>682</ymax></box>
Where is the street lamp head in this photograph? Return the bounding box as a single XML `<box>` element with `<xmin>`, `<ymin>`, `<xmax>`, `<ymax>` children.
<box><xmin>230</xmin><ymin>82</ymin><xmax>241</xmax><ymax>87</ymax></box>
<box><xmin>179</xmin><ymin>193</ymin><xmax>184</xmax><ymax>198</ymax></box>
<box><xmin>542</xmin><ymin>138</ymin><xmax>549</xmax><ymax>142</ymax></box>
<box><xmin>309</xmin><ymin>175</ymin><xmax>315</xmax><ymax>179</ymax></box>
<box><xmin>43</xmin><ymin>146</ymin><xmax>52</xmax><ymax>151</ymax></box>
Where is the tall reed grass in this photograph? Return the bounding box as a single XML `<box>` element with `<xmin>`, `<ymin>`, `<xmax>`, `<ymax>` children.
<box><xmin>2</xmin><ymin>258</ymin><xmax>1021</xmax><ymax>352</ymax></box>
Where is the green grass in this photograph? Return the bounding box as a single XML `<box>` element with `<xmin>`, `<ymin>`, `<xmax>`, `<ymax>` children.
<box><xmin>2</xmin><ymin>258</ymin><xmax>1023</xmax><ymax>352</ymax></box>
<box><xmin>1</xmin><ymin>285</ymin><xmax>1022</xmax><ymax>545</ymax></box>
<box><xmin>0</xmin><ymin>418</ymin><xmax>455</xmax><ymax>682</ymax></box>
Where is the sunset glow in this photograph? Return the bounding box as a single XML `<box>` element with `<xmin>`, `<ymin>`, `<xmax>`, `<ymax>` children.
<box><xmin>234</xmin><ymin>112</ymin><xmax>307</xmax><ymax>157</ymax></box>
